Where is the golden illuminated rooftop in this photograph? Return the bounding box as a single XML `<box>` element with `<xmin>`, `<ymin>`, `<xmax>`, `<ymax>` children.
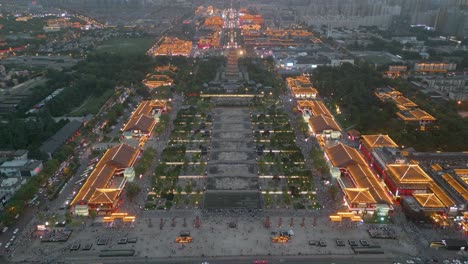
<box><xmin>154</xmin><ymin>65</ymin><xmax>177</xmax><ymax>72</ymax></box>
<box><xmin>286</xmin><ymin>76</ymin><xmax>318</xmax><ymax>96</ymax></box>
<box><xmin>203</xmin><ymin>16</ymin><xmax>224</xmax><ymax>28</ymax></box>
<box><xmin>344</xmin><ymin>188</ymin><xmax>376</xmax><ymax>204</ymax></box>
<box><xmin>297</xmin><ymin>100</ymin><xmax>333</xmax><ymax>118</ymax></box>
<box><xmin>454</xmin><ymin>169</ymin><xmax>468</xmax><ymax>177</ymax></box>
<box><xmin>413</xmin><ymin>193</ymin><xmax>445</xmax><ymax>208</ymax></box>
<box><xmin>431</xmin><ymin>164</ymin><xmax>443</xmax><ymax>172</ymax></box>
<box><xmin>71</xmin><ymin>144</ymin><xmax>139</xmax><ymax>206</ymax></box>
<box><xmin>393</xmin><ymin>96</ymin><xmax>418</xmax><ymax>107</ymax></box>
<box><xmin>325</xmin><ymin>143</ymin><xmax>367</xmax><ymax>168</ymax></box>
<box><xmin>239</xmin><ymin>14</ymin><xmax>263</xmax><ymax>25</ymax></box>
<box><xmin>347</xmin><ymin>164</ymin><xmax>394</xmax><ymax>205</ymax></box>
<box><xmin>409</xmin><ymin>109</ymin><xmax>436</xmax><ymax>121</ymax></box>
<box><xmin>153</xmin><ymin>37</ymin><xmax>192</xmax><ymax>57</ymax></box>
<box><xmin>361</xmin><ymin>134</ymin><xmax>398</xmax><ymax>150</ymax></box>
<box><xmin>386</xmin><ymin>164</ymin><xmax>432</xmax><ymax>186</ymax></box>
<box><xmin>308</xmin><ymin>114</ymin><xmax>341</xmax><ymax>133</ymax></box>
<box><xmin>89</xmin><ymin>189</ymin><xmax>121</xmax><ymax>205</ymax></box>
<box><xmin>122</xmin><ymin>100</ymin><xmax>166</xmax><ymax>133</ymax></box>
<box><xmin>397</xmin><ymin>108</ymin><xmax>436</xmax><ymax>122</ymax></box>
<box><xmin>428</xmin><ymin>182</ymin><xmax>454</xmax><ymax>208</ymax></box>
<box><xmin>265</xmin><ymin>29</ymin><xmax>312</xmax><ymax>37</ymax></box>
<box><xmin>441</xmin><ymin>173</ymin><xmax>468</xmax><ymax>200</ymax></box>
<box><xmin>123</xmin><ymin>115</ymin><xmax>156</xmax><ymax>134</ymax></box>
<box><xmin>374</xmin><ymin>89</ymin><xmax>402</xmax><ymax>102</ymax></box>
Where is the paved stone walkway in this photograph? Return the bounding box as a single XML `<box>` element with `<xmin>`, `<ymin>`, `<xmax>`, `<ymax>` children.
<box><xmin>204</xmin><ymin>107</ymin><xmax>261</xmax><ymax>208</ymax></box>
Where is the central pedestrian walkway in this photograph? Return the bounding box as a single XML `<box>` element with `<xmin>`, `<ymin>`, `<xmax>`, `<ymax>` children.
<box><xmin>204</xmin><ymin>107</ymin><xmax>261</xmax><ymax>209</ymax></box>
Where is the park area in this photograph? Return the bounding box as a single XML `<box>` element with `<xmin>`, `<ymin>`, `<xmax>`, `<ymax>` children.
<box><xmin>253</xmin><ymin>106</ymin><xmax>318</xmax><ymax>210</ymax></box>
<box><xmin>146</xmin><ymin>102</ymin><xmax>212</xmax><ymax>210</ymax></box>
<box><xmin>95</xmin><ymin>37</ymin><xmax>155</xmax><ymax>56</ymax></box>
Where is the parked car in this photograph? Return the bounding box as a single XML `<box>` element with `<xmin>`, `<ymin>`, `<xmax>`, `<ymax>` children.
<box><xmin>360</xmin><ymin>240</ymin><xmax>370</xmax><ymax>246</ymax></box>
<box><xmin>13</xmin><ymin>228</ymin><xmax>19</xmax><ymax>234</ymax></box>
<box><xmin>336</xmin><ymin>240</ymin><xmax>345</xmax><ymax>246</ymax></box>
<box><xmin>2</xmin><ymin>227</ymin><xmax>8</xmax><ymax>233</ymax></box>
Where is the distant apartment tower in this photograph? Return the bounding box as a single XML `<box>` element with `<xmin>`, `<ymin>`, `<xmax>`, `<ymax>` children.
<box><xmin>296</xmin><ymin>0</ymin><xmax>401</xmax><ymax>29</ymax></box>
<box><xmin>436</xmin><ymin>7</ymin><xmax>468</xmax><ymax>38</ymax></box>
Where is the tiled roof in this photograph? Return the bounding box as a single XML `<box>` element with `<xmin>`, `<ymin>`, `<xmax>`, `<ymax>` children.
<box><xmin>308</xmin><ymin>114</ymin><xmax>341</xmax><ymax>133</ymax></box>
<box><xmin>428</xmin><ymin>182</ymin><xmax>455</xmax><ymax>208</ymax></box>
<box><xmin>386</xmin><ymin>164</ymin><xmax>432</xmax><ymax>186</ymax></box>
<box><xmin>347</xmin><ymin>164</ymin><xmax>394</xmax><ymax>205</ymax></box>
<box><xmin>344</xmin><ymin>188</ymin><xmax>376</xmax><ymax>204</ymax></box>
<box><xmin>71</xmin><ymin>144</ymin><xmax>139</xmax><ymax>206</ymax></box>
<box><xmin>325</xmin><ymin>143</ymin><xmax>366</xmax><ymax>168</ymax></box>
<box><xmin>393</xmin><ymin>96</ymin><xmax>417</xmax><ymax>107</ymax></box>
<box><xmin>122</xmin><ymin>115</ymin><xmax>156</xmax><ymax>133</ymax></box>
<box><xmin>361</xmin><ymin>134</ymin><xmax>398</xmax><ymax>150</ymax></box>
<box><xmin>413</xmin><ymin>193</ymin><xmax>445</xmax><ymax>208</ymax></box>
<box><xmin>297</xmin><ymin>100</ymin><xmax>333</xmax><ymax>118</ymax></box>
<box><xmin>441</xmin><ymin>173</ymin><xmax>468</xmax><ymax>200</ymax></box>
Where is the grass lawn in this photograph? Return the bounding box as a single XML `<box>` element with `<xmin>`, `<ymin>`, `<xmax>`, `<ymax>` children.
<box><xmin>95</xmin><ymin>37</ymin><xmax>155</xmax><ymax>56</ymax></box>
<box><xmin>70</xmin><ymin>89</ymin><xmax>114</xmax><ymax>116</ymax></box>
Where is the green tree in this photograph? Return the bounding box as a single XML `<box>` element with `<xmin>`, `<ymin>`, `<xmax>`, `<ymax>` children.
<box><xmin>328</xmin><ymin>185</ymin><xmax>338</xmax><ymax>201</ymax></box>
<box><xmin>184</xmin><ymin>182</ymin><xmax>192</xmax><ymax>194</ymax></box>
<box><xmin>296</xmin><ymin>117</ymin><xmax>309</xmax><ymax>136</ymax></box>
<box><xmin>125</xmin><ymin>182</ymin><xmax>141</xmax><ymax>202</ymax></box>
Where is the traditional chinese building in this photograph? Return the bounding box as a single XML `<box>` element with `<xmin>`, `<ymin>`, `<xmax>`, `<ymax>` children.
<box><xmin>71</xmin><ymin>144</ymin><xmax>140</xmax><ymax>216</ymax></box>
<box><xmin>324</xmin><ymin>143</ymin><xmax>393</xmax><ymax>214</ymax></box>
<box><xmin>122</xmin><ymin>100</ymin><xmax>166</xmax><ymax>139</ymax></box>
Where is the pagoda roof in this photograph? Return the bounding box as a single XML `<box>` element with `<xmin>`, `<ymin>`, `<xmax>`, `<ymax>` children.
<box><xmin>344</xmin><ymin>188</ymin><xmax>376</xmax><ymax>204</ymax></box>
<box><xmin>325</xmin><ymin>143</ymin><xmax>366</xmax><ymax>168</ymax></box>
<box><xmin>308</xmin><ymin>114</ymin><xmax>341</xmax><ymax>133</ymax></box>
<box><xmin>361</xmin><ymin>134</ymin><xmax>398</xmax><ymax>150</ymax></box>
<box><xmin>386</xmin><ymin>164</ymin><xmax>432</xmax><ymax>186</ymax></box>
<box><xmin>413</xmin><ymin>193</ymin><xmax>445</xmax><ymax>208</ymax></box>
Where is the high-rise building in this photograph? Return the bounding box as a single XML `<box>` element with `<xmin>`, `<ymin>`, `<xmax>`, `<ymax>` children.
<box><xmin>436</xmin><ymin>7</ymin><xmax>468</xmax><ymax>38</ymax></box>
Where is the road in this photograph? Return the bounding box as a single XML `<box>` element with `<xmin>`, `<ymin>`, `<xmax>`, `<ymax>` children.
<box><xmin>61</xmin><ymin>254</ymin><xmax>397</xmax><ymax>264</ymax></box>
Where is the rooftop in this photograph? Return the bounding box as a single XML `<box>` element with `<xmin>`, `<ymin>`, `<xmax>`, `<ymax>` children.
<box><xmin>325</xmin><ymin>143</ymin><xmax>367</xmax><ymax>168</ymax></box>
<box><xmin>308</xmin><ymin>114</ymin><xmax>341</xmax><ymax>134</ymax></box>
<box><xmin>428</xmin><ymin>182</ymin><xmax>455</xmax><ymax>208</ymax></box>
<box><xmin>392</xmin><ymin>96</ymin><xmax>418</xmax><ymax>107</ymax></box>
<box><xmin>297</xmin><ymin>100</ymin><xmax>333</xmax><ymax>118</ymax></box>
<box><xmin>361</xmin><ymin>134</ymin><xmax>398</xmax><ymax>150</ymax></box>
<box><xmin>413</xmin><ymin>193</ymin><xmax>445</xmax><ymax>208</ymax></box>
<box><xmin>71</xmin><ymin>144</ymin><xmax>139</xmax><ymax>206</ymax></box>
<box><xmin>346</xmin><ymin>163</ymin><xmax>393</xmax><ymax>205</ymax></box>
<box><xmin>386</xmin><ymin>164</ymin><xmax>433</xmax><ymax>186</ymax></box>
<box><xmin>122</xmin><ymin>114</ymin><xmax>156</xmax><ymax>134</ymax></box>
<box><xmin>40</xmin><ymin>120</ymin><xmax>82</xmax><ymax>155</ymax></box>
<box><xmin>344</xmin><ymin>187</ymin><xmax>376</xmax><ymax>204</ymax></box>
<box><xmin>441</xmin><ymin>173</ymin><xmax>468</xmax><ymax>201</ymax></box>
